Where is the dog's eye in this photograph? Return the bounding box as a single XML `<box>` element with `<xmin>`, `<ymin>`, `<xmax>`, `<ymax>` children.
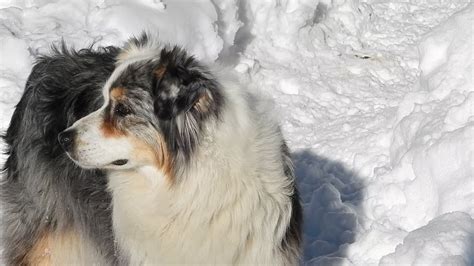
<box><xmin>115</xmin><ymin>103</ymin><xmax>131</xmax><ymax>117</ymax></box>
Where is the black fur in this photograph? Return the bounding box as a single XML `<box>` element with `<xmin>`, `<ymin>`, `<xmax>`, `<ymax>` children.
<box><xmin>153</xmin><ymin>46</ymin><xmax>225</xmax><ymax>163</ymax></box>
<box><xmin>281</xmin><ymin>142</ymin><xmax>303</xmax><ymax>259</ymax></box>
<box><xmin>1</xmin><ymin>44</ymin><xmax>121</xmax><ymax>265</ymax></box>
<box><xmin>108</xmin><ymin>44</ymin><xmax>224</xmax><ymax>168</ymax></box>
<box><xmin>153</xmin><ymin>47</ymin><xmax>221</xmax><ymax>118</ymax></box>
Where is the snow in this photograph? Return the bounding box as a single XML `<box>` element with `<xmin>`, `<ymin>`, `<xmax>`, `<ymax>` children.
<box><xmin>0</xmin><ymin>0</ymin><xmax>472</xmax><ymax>265</ymax></box>
<box><xmin>380</xmin><ymin>212</ymin><xmax>473</xmax><ymax>266</ymax></box>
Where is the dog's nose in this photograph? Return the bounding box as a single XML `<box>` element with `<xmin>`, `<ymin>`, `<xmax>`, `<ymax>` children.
<box><xmin>58</xmin><ymin>129</ymin><xmax>76</xmax><ymax>152</ymax></box>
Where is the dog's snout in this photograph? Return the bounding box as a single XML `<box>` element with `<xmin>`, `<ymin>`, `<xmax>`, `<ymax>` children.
<box><xmin>58</xmin><ymin>129</ymin><xmax>76</xmax><ymax>152</ymax></box>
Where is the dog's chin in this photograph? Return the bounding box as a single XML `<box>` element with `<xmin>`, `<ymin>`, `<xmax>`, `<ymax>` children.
<box><xmin>65</xmin><ymin>152</ymin><xmax>131</xmax><ymax>170</ymax></box>
<box><xmin>104</xmin><ymin>159</ymin><xmax>133</xmax><ymax>170</ymax></box>
<box><xmin>74</xmin><ymin>160</ymin><xmax>133</xmax><ymax>170</ymax></box>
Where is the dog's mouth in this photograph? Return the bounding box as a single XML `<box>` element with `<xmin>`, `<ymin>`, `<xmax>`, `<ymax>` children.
<box><xmin>111</xmin><ymin>159</ymin><xmax>128</xmax><ymax>166</ymax></box>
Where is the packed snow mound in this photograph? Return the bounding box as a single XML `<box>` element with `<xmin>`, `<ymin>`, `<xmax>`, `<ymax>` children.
<box><xmin>380</xmin><ymin>212</ymin><xmax>474</xmax><ymax>266</ymax></box>
<box><xmin>0</xmin><ymin>0</ymin><xmax>472</xmax><ymax>265</ymax></box>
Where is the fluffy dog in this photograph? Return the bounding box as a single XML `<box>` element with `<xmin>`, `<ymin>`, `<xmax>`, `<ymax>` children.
<box><xmin>2</xmin><ymin>34</ymin><xmax>302</xmax><ymax>265</ymax></box>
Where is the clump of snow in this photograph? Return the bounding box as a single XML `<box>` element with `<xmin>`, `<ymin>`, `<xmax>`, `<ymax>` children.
<box><xmin>0</xmin><ymin>0</ymin><xmax>472</xmax><ymax>265</ymax></box>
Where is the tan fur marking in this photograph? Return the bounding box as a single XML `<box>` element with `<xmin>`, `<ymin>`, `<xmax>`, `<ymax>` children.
<box><xmin>131</xmin><ymin>135</ymin><xmax>174</xmax><ymax>182</ymax></box>
<box><xmin>156</xmin><ymin>136</ymin><xmax>173</xmax><ymax>180</ymax></box>
<box><xmin>101</xmin><ymin>120</ymin><xmax>125</xmax><ymax>138</ymax></box>
<box><xmin>194</xmin><ymin>92</ymin><xmax>212</xmax><ymax>113</ymax></box>
<box><xmin>24</xmin><ymin>229</ymin><xmax>91</xmax><ymax>265</ymax></box>
<box><xmin>110</xmin><ymin>87</ymin><xmax>126</xmax><ymax>100</ymax></box>
<box><xmin>25</xmin><ymin>233</ymin><xmax>52</xmax><ymax>266</ymax></box>
<box><xmin>155</xmin><ymin>65</ymin><xmax>167</xmax><ymax>79</ymax></box>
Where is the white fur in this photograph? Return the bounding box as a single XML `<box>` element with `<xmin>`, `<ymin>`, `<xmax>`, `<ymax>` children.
<box><xmin>108</xmin><ymin>80</ymin><xmax>296</xmax><ymax>265</ymax></box>
<box><xmin>49</xmin><ymin>230</ymin><xmax>107</xmax><ymax>265</ymax></box>
<box><xmin>67</xmin><ymin>112</ymin><xmax>133</xmax><ymax>169</ymax></box>
<box><xmin>69</xmin><ymin>45</ymin><xmax>297</xmax><ymax>264</ymax></box>
<box><xmin>67</xmin><ymin>55</ymin><xmax>150</xmax><ymax>170</ymax></box>
<box><xmin>116</xmin><ymin>35</ymin><xmax>163</xmax><ymax>65</ymax></box>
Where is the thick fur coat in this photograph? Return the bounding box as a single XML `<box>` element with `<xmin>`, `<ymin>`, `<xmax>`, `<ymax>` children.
<box><xmin>1</xmin><ymin>45</ymin><xmax>120</xmax><ymax>265</ymax></box>
<box><xmin>2</xmin><ymin>35</ymin><xmax>302</xmax><ymax>265</ymax></box>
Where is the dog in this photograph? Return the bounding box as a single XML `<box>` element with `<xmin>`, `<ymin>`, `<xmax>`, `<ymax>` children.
<box><xmin>2</xmin><ymin>34</ymin><xmax>302</xmax><ymax>265</ymax></box>
<box><xmin>1</xmin><ymin>44</ymin><xmax>121</xmax><ymax>265</ymax></box>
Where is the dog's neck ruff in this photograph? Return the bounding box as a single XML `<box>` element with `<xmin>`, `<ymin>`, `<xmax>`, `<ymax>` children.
<box><xmin>107</xmin><ymin>81</ymin><xmax>295</xmax><ymax>265</ymax></box>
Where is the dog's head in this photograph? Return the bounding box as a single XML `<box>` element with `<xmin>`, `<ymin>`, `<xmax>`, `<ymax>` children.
<box><xmin>59</xmin><ymin>39</ymin><xmax>223</xmax><ymax>180</ymax></box>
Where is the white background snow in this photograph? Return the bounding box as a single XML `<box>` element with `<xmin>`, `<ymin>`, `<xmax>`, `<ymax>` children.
<box><xmin>0</xmin><ymin>0</ymin><xmax>472</xmax><ymax>265</ymax></box>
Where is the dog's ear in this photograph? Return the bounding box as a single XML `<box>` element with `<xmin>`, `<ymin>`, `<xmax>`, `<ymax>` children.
<box><xmin>152</xmin><ymin>47</ymin><xmax>220</xmax><ymax>120</ymax></box>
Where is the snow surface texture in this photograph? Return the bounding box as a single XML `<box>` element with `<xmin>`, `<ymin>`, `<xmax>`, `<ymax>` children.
<box><xmin>0</xmin><ymin>0</ymin><xmax>472</xmax><ymax>265</ymax></box>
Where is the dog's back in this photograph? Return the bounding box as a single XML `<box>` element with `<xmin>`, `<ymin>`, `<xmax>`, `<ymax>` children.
<box><xmin>1</xmin><ymin>45</ymin><xmax>120</xmax><ymax>265</ymax></box>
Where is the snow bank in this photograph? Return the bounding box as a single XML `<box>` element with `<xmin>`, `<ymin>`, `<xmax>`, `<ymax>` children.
<box><xmin>357</xmin><ymin>3</ymin><xmax>473</xmax><ymax>264</ymax></box>
<box><xmin>380</xmin><ymin>212</ymin><xmax>474</xmax><ymax>265</ymax></box>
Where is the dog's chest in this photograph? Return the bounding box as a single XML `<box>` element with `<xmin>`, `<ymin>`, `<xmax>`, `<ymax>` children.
<box><xmin>112</xmin><ymin>194</ymin><xmax>243</xmax><ymax>264</ymax></box>
<box><xmin>117</xmin><ymin>221</ymin><xmax>242</xmax><ymax>264</ymax></box>
<box><xmin>108</xmin><ymin>168</ymin><xmax>244</xmax><ymax>264</ymax></box>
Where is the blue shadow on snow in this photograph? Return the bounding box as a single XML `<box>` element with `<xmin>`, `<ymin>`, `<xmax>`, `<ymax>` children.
<box><xmin>292</xmin><ymin>149</ymin><xmax>365</xmax><ymax>265</ymax></box>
